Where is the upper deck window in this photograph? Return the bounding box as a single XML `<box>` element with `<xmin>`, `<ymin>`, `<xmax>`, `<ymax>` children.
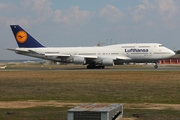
<box><xmin>121</xmin><ymin>46</ymin><xmax>135</xmax><ymax>48</ymax></box>
<box><xmin>159</xmin><ymin>45</ymin><xmax>164</xmax><ymax>47</ymax></box>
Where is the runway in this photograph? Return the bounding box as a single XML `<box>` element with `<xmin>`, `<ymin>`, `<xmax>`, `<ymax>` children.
<box><xmin>1</xmin><ymin>65</ymin><xmax>180</xmax><ymax>71</ymax></box>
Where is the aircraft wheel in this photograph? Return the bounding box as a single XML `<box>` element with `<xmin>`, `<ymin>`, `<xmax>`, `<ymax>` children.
<box><xmin>87</xmin><ymin>64</ymin><xmax>95</xmax><ymax>69</ymax></box>
<box><xmin>154</xmin><ymin>65</ymin><xmax>158</xmax><ymax>69</ymax></box>
<box><xmin>96</xmin><ymin>66</ymin><xmax>105</xmax><ymax>69</ymax></box>
<box><xmin>95</xmin><ymin>66</ymin><xmax>100</xmax><ymax>69</ymax></box>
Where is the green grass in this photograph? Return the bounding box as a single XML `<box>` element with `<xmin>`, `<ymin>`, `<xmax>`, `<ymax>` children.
<box><xmin>0</xmin><ymin>69</ymin><xmax>180</xmax><ymax>119</ymax></box>
<box><xmin>0</xmin><ymin>71</ymin><xmax>180</xmax><ymax>103</ymax></box>
<box><xmin>124</xmin><ymin>109</ymin><xmax>180</xmax><ymax>120</ymax></box>
<box><xmin>0</xmin><ymin>107</ymin><xmax>180</xmax><ymax>120</ymax></box>
<box><xmin>0</xmin><ymin>107</ymin><xmax>68</xmax><ymax>120</ymax></box>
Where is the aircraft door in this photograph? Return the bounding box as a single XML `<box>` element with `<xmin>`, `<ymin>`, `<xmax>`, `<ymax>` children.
<box><xmin>148</xmin><ymin>46</ymin><xmax>152</xmax><ymax>58</ymax></box>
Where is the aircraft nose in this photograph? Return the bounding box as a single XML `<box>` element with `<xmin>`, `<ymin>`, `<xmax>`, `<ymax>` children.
<box><xmin>170</xmin><ymin>50</ymin><xmax>175</xmax><ymax>56</ymax></box>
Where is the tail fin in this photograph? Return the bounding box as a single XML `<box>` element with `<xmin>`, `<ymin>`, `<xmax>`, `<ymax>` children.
<box><xmin>10</xmin><ymin>25</ymin><xmax>44</xmax><ymax>48</ymax></box>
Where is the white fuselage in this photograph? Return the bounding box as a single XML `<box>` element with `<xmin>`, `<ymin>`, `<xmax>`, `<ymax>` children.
<box><xmin>15</xmin><ymin>43</ymin><xmax>175</xmax><ymax>65</ymax></box>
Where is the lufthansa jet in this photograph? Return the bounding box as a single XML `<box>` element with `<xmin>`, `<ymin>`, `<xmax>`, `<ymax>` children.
<box><xmin>7</xmin><ymin>25</ymin><xmax>175</xmax><ymax>69</ymax></box>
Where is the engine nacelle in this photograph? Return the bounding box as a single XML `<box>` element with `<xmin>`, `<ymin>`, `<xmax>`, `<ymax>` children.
<box><xmin>73</xmin><ymin>57</ymin><xmax>86</xmax><ymax>64</ymax></box>
<box><xmin>102</xmin><ymin>58</ymin><xmax>114</xmax><ymax>66</ymax></box>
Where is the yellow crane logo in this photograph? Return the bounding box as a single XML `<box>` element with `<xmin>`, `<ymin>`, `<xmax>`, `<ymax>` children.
<box><xmin>16</xmin><ymin>31</ymin><xmax>27</xmax><ymax>43</ymax></box>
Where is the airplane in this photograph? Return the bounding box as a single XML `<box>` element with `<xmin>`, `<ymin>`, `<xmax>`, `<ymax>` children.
<box><xmin>0</xmin><ymin>66</ymin><xmax>6</xmax><ymax>69</ymax></box>
<box><xmin>7</xmin><ymin>25</ymin><xmax>175</xmax><ymax>69</ymax></box>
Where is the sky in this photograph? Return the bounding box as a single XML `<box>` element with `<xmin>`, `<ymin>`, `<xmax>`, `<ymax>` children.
<box><xmin>0</xmin><ymin>0</ymin><xmax>180</xmax><ymax>60</ymax></box>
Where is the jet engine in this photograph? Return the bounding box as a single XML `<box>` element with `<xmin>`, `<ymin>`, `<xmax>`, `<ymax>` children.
<box><xmin>73</xmin><ymin>57</ymin><xmax>86</xmax><ymax>64</ymax></box>
<box><xmin>101</xmin><ymin>58</ymin><xmax>114</xmax><ymax>66</ymax></box>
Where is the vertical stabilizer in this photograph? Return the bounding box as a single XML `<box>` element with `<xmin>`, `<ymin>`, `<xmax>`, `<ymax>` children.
<box><xmin>10</xmin><ymin>25</ymin><xmax>44</xmax><ymax>48</ymax></box>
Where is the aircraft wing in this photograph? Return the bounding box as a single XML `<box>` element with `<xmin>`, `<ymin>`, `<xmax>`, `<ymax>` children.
<box><xmin>45</xmin><ymin>54</ymin><xmax>70</xmax><ymax>58</ymax></box>
<box><xmin>45</xmin><ymin>54</ymin><xmax>71</xmax><ymax>61</ymax></box>
<box><xmin>99</xmin><ymin>55</ymin><xmax>131</xmax><ymax>61</ymax></box>
<box><xmin>116</xmin><ymin>56</ymin><xmax>132</xmax><ymax>60</ymax></box>
<box><xmin>74</xmin><ymin>55</ymin><xmax>98</xmax><ymax>59</ymax></box>
<box><xmin>45</xmin><ymin>54</ymin><xmax>98</xmax><ymax>59</ymax></box>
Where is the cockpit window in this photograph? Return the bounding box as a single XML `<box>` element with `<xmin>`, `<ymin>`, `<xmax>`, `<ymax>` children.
<box><xmin>159</xmin><ymin>45</ymin><xmax>164</xmax><ymax>47</ymax></box>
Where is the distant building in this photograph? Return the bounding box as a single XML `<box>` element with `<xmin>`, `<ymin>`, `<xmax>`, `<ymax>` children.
<box><xmin>159</xmin><ymin>51</ymin><xmax>180</xmax><ymax>64</ymax></box>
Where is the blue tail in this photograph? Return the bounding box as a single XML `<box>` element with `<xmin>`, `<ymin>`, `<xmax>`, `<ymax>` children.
<box><xmin>10</xmin><ymin>25</ymin><xmax>44</xmax><ymax>48</ymax></box>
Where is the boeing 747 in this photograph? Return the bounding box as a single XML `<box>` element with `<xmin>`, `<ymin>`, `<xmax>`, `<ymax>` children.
<box><xmin>8</xmin><ymin>25</ymin><xmax>175</xmax><ymax>69</ymax></box>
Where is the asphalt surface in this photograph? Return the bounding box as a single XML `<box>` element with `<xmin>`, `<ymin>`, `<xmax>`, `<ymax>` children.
<box><xmin>1</xmin><ymin>65</ymin><xmax>180</xmax><ymax>71</ymax></box>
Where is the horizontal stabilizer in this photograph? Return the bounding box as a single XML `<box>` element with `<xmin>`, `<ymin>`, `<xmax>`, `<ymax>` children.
<box><xmin>7</xmin><ymin>48</ymin><xmax>40</xmax><ymax>55</ymax></box>
<box><xmin>6</xmin><ymin>48</ymin><xmax>29</xmax><ymax>53</ymax></box>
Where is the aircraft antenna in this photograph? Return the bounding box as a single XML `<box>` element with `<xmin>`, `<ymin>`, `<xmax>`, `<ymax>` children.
<box><xmin>110</xmin><ymin>39</ymin><xmax>113</xmax><ymax>45</ymax></box>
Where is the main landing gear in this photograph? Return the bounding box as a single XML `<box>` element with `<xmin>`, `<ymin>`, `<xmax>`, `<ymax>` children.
<box><xmin>154</xmin><ymin>62</ymin><xmax>158</xmax><ymax>69</ymax></box>
<box><xmin>87</xmin><ymin>64</ymin><xmax>105</xmax><ymax>69</ymax></box>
